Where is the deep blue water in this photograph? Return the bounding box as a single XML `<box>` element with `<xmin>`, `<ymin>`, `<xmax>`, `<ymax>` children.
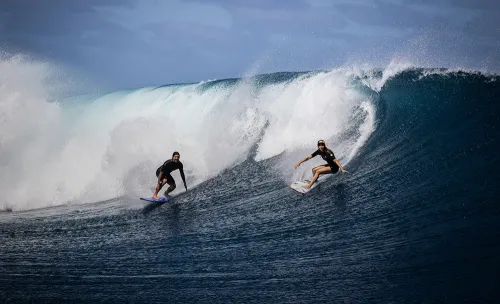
<box><xmin>1</xmin><ymin>69</ymin><xmax>499</xmax><ymax>303</ymax></box>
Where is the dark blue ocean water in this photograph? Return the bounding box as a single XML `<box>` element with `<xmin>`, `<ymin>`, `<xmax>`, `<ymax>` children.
<box><xmin>1</xmin><ymin>70</ymin><xmax>499</xmax><ymax>303</ymax></box>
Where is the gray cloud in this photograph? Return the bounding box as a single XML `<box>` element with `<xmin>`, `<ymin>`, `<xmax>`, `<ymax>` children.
<box><xmin>0</xmin><ymin>0</ymin><xmax>498</xmax><ymax>89</ymax></box>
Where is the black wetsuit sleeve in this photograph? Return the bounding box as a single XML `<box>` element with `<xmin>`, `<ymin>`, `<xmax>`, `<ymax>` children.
<box><xmin>328</xmin><ymin>149</ymin><xmax>336</xmax><ymax>160</ymax></box>
<box><xmin>311</xmin><ymin>149</ymin><xmax>320</xmax><ymax>157</ymax></box>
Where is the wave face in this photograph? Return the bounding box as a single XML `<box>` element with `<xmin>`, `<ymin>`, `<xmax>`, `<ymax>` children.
<box><xmin>0</xmin><ymin>59</ymin><xmax>375</xmax><ymax>211</ymax></box>
<box><xmin>1</xmin><ymin>58</ymin><xmax>499</xmax><ymax>303</ymax></box>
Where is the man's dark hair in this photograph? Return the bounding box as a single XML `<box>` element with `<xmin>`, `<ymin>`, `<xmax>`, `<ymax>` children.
<box><xmin>172</xmin><ymin>151</ymin><xmax>180</xmax><ymax>158</ymax></box>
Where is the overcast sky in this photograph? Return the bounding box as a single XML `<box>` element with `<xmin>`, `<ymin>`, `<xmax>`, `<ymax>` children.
<box><xmin>1</xmin><ymin>0</ymin><xmax>499</xmax><ymax>89</ymax></box>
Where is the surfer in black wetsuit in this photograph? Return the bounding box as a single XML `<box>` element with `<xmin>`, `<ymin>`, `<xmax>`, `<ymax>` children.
<box><xmin>294</xmin><ymin>140</ymin><xmax>348</xmax><ymax>189</ymax></box>
<box><xmin>152</xmin><ymin>151</ymin><xmax>187</xmax><ymax>199</ymax></box>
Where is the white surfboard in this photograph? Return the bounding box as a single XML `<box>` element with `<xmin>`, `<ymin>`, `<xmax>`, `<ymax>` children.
<box><xmin>290</xmin><ymin>180</ymin><xmax>316</xmax><ymax>194</ymax></box>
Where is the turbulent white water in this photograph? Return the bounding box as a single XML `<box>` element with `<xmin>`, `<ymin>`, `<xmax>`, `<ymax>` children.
<box><xmin>0</xmin><ymin>55</ymin><xmax>384</xmax><ymax>211</ymax></box>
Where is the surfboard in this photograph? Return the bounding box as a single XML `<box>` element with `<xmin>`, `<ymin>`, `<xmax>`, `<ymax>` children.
<box><xmin>290</xmin><ymin>180</ymin><xmax>316</xmax><ymax>194</ymax></box>
<box><xmin>140</xmin><ymin>196</ymin><xmax>169</xmax><ymax>203</ymax></box>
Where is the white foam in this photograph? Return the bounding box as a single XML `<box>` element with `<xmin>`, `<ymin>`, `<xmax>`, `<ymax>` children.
<box><xmin>0</xmin><ymin>57</ymin><xmax>379</xmax><ymax>211</ymax></box>
<box><xmin>254</xmin><ymin>70</ymin><xmax>370</xmax><ymax>160</ymax></box>
<box><xmin>0</xmin><ymin>55</ymin><xmax>65</xmax><ymax>210</ymax></box>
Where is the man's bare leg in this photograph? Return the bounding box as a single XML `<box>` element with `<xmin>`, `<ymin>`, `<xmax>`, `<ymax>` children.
<box><xmin>153</xmin><ymin>178</ymin><xmax>168</xmax><ymax>199</ymax></box>
<box><xmin>164</xmin><ymin>182</ymin><xmax>176</xmax><ymax>197</ymax></box>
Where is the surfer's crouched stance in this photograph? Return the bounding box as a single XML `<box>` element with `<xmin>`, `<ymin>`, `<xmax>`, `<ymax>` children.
<box><xmin>153</xmin><ymin>151</ymin><xmax>187</xmax><ymax>199</ymax></box>
<box><xmin>294</xmin><ymin>140</ymin><xmax>348</xmax><ymax>189</ymax></box>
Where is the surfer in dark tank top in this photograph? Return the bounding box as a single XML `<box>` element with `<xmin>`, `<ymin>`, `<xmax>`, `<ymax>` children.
<box><xmin>294</xmin><ymin>140</ymin><xmax>348</xmax><ymax>189</ymax></box>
